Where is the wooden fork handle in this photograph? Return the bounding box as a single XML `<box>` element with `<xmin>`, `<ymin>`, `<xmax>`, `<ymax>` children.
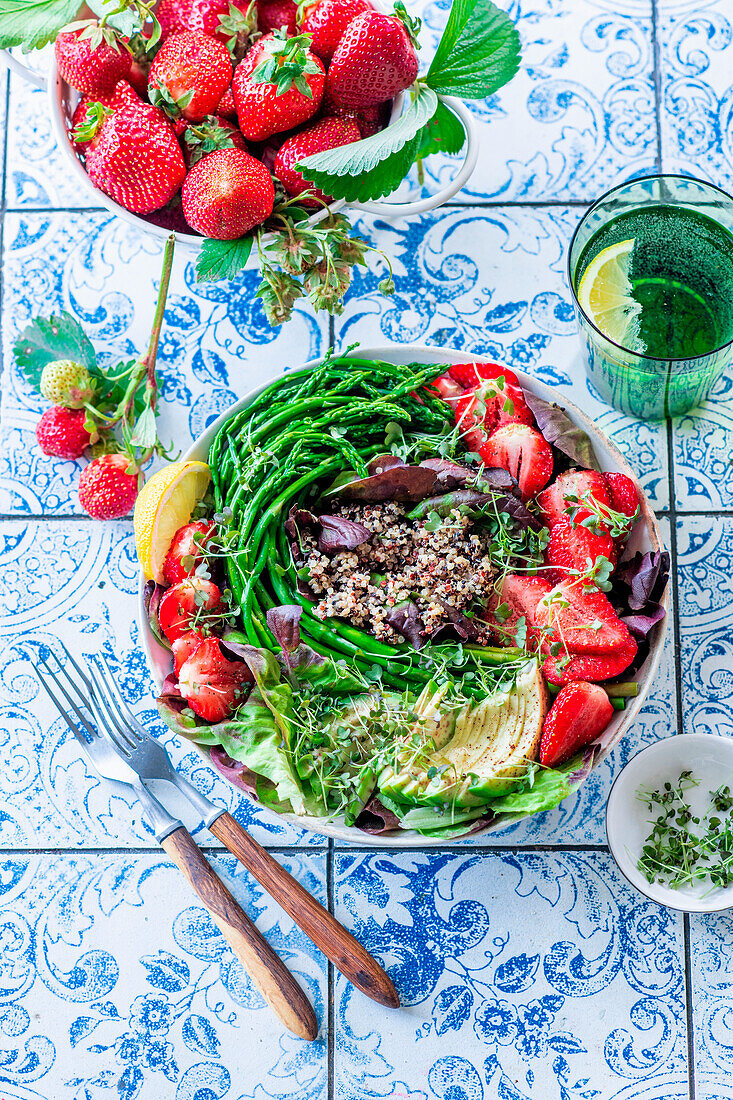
<box><xmin>160</xmin><ymin>826</ymin><xmax>318</xmax><ymax>1040</ymax></box>
<box><xmin>208</xmin><ymin>811</ymin><xmax>399</xmax><ymax>1008</ymax></box>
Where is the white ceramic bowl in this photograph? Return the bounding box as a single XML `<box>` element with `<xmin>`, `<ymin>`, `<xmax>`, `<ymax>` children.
<box><xmin>2</xmin><ymin>40</ymin><xmax>478</xmax><ymax>250</ymax></box>
<box><xmin>606</xmin><ymin>734</ymin><xmax>733</xmax><ymax>912</ymax></box>
<box><xmin>138</xmin><ymin>345</ymin><xmax>669</xmax><ymax>846</ymax></box>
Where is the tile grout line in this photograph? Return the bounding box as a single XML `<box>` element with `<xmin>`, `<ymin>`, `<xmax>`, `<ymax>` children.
<box><xmin>326</xmin><ymin>837</ymin><xmax>335</xmax><ymax>1100</ymax></box>
<box><xmin>650</xmin><ymin>0</ymin><xmax>664</xmax><ymax>173</ymax></box>
<box><xmin>0</xmin><ymin>841</ymin><xmax>613</xmax><ymax>856</ymax></box>
<box><xmin>0</xmin><ymin>69</ymin><xmax>11</xmax><ymax>437</ymax></box>
<box><xmin>4</xmin><ymin>199</ymin><xmax>596</xmax><ymax>217</ymax></box>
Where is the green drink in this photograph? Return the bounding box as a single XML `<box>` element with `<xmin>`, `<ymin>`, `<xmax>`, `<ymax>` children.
<box><xmin>569</xmin><ymin>175</ymin><xmax>733</xmax><ymax>419</ymax></box>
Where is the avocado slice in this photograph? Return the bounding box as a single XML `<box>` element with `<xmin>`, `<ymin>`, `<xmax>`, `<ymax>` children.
<box><xmin>378</xmin><ymin>661</ymin><xmax>547</xmax><ymax>810</ymax></box>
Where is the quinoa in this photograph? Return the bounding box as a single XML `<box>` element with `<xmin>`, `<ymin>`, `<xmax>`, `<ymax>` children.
<box><xmin>296</xmin><ymin>501</ymin><xmax>497</xmax><ymax>644</ymax></box>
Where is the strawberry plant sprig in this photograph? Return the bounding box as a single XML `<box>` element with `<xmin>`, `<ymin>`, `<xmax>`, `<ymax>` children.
<box><xmin>14</xmin><ymin>234</ymin><xmax>177</xmax><ymax>472</ymax></box>
<box><xmin>0</xmin><ymin>0</ymin><xmax>161</xmax><ymax>52</ymax></box>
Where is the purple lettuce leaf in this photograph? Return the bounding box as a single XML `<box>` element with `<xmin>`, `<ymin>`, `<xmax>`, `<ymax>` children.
<box><xmin>407</xmin><ymin>489</ymin><xmax>497</xmax><ymax>520</ymax></box>
<box><xmin>418</xmin><ymin>457</ymin><xmax>476</xmax><ymax>489</ymax></box>
<box><xmin>523</xmin><ymin>390</ymin><xmax>601</xmax><ymax>471</ymax></box>
<box><xmin>208</xmin><ymin>746</ymin><xmax>260</xmax><ymax>800</ymax></box>
<box><xmin>429</xmin><ymin>601</ymin><xmax>487</xmax><ymax>642</ymax></box>
<box><xmin>264</xmin><ymin>606</ymin><xmax>324</xmax><ymax>676</ymax></box>
<box><xmin>317</xmin><ymin>514</ymin><xmax>371</xmax><ymax>553</ymax></box>
<box><xmin>367</xmin><ymin>454</ymin><xmax>407</xmax><ymax>475</ymax></box>
<box><xmin>354</xmin><ymin>796</ymin><xmax>402</xmax><ymax>834</ymax></box>
<box><xmin>284</xmin><ymin>507</ymin><xmax>318</xmax><ymax>553</ymax></box>
<box><xmin>324</xmin><ymin>462</ymin><xmax>439</xmax><ymax>503</ymax></box>
<box><xmin>144</xmin><ymin>580</ymin><xmax>171</xmax><ymax>651</ymax></box>
<box><xmin>385</xmin><ymin>600</ymin><xmax>426</xmax><ymax>649</ymax></box>
<box><xmin>617</xmin><ymin>550</ymin><xmax>670</xmax><ymax>611</ymax></box>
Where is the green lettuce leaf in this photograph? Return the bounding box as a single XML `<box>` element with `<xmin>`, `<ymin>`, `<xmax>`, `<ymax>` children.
<box><xmin>488</xmin><ymin>752</ymin><xmax>592</xmax><ymax>815</ymax></box>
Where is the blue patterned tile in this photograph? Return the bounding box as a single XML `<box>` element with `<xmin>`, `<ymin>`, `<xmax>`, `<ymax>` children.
<box><xmin>689</xmin><ymin>911</ymin><xmax>733</xmax><ymax>1098</ymax></box>
<box><xmin>333</xmin><ymin>205</ymin><xmax>670</xmax><ymax>508</ymax></box>
<box><xmin>674</xmin><ymin>400</ymin><xmax>733</xmax><ymax>511</ymax></box>
<box><xmin>0</xmin><ymin>851</ymin><xmax>327</xmax><ymax>1099</ymax></box>
<box><xmin>0</xmin><ymin>211</ymin><xmax>328</xmax><ymax>515</ymax></box>
<box><xmin>659</xmin><ymin>0</ymin><xmax>733</xmax><ymax>190</ymax></box>
<box><xmin>677</xmin><ymin>514</ymin><xmax>733</xmax><ymax>735</ymax></box>
<box><xmin>0</xmin><ymin>519</ymin><xmax>324</xmax><ymax>848</ymax></box>
<box><xmin>334</xmin><ymin>850</ymin><xmax>687</xmax><ymax>1100</ymax></box>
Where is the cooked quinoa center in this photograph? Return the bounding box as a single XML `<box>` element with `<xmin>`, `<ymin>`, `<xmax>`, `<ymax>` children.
<box><xmin>297</xmin><ymin>501</ymin><xmax>497</xmax><ymax>644</ymax></box>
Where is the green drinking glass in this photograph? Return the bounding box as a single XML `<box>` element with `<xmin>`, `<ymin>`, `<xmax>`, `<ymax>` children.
<box><xmin>568</xmin><ymin>174</ymin><xmax>733</xmax><ymax>419</ymax></box>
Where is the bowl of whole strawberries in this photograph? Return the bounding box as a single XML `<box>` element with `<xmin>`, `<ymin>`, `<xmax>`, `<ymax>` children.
<box><xmin>3</xmin><ymin>0</ymin><xmax>520</xmax><ymax>319</ymax></box>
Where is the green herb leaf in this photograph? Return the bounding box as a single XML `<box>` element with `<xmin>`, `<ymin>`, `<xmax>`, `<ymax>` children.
<box><xmin>13</xmin><ymin>311</ymin><xmax>98</xmax><ymax>391</ymax></box>
<box><xmin>297</xmin><ymin>85</ymin><xmax>438</xmax><ymax>202</ymax></box>
<box><xmin>196</xmin><ymin>236</ymin><xmax>254</xmax><ymax>283</ymax></box>
<box><xmin>426</xmin><ymin>0</ymin><xmax>521</xmax><ymax>99</ymax></box>
<box><xmin>415</xmin><ymin>98</ymin><xmax>466</xmax><ymax>159</ymax></box>
<box><xmin>0</xmin><ymin>0</ymin><xmax>81</xmax><ymax>49</ymax></box>
<box><xmin>130</xmin><ymin>404</ymin><xmax>157</xmax><ymax>448</ymax></box>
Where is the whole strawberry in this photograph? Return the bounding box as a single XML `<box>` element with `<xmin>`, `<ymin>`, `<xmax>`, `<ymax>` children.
<box><xmin>299</xmin><ymin>0</ymin><xmax>373</xmax><ymax>62</ymax></box>
<box><xmin>156</xmin><ymin>0</ymin><xmax>191</xmax><ymax>37</ymax></box>
<box><xmin>234</xmin><ymin>32</ymin><xmax>325</xmax><ymax>141</ymax></box>
<box><xmin>40</xmin><ymin>359</ymin><xmax>95</xmax><ymax>408</ymax></box>
<box><xmin>182</xmin><ymin>148</ymin><xmax>275</xmax><ymax>237</ymax></box>
<box><xmin>55</xmin><ymin>24</ymin><xmax>132</xmax><ymax>96</ymax></box>
<box><xmin>149</xmin><ymin>31</ymin><xmax>233</xmax><ymax>123</ymax></box>
<box><xmin>36</xmin><ymin>406</ymin><xmax>92</xmax><ymax>460</ymax></box>
<box><xmin>275</xmin><ymin>115</ymin><xmax>360</xmax><ymax>206</ymax></box>
<box><xmin>326</xmin><ymin>7</ymin><xmax>419</xmax><ymax>108</ymax></box>
<box><xmin>217</xmin><ymin>84</ymin><xmax>237</xmax><ymax>119</ymax></box>
<box><xmin>182</xmin><ymin>115</ymin><xmax>247</xmax><ymax>168</ymax></box>
<box><xmin>80</xmin><ymin>103</ymin><xmax>186</xmax><ymax>214</ymax></box>
<box><xmin>78</xmin><ymin>454</ymin><xmax>141</xmax><ymax>519</ymax></box>
<box><xmin>71</xmin><ymin>81</ymin><xmax>140</xmax><ymax>151</ymax></box>
<box><xmin>257</xmin><ymin>0</ymin><xmax>297</xmax><ymax>35</ymax></box>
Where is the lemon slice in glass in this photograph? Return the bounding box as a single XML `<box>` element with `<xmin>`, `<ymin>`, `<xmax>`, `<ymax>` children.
<box><xmin>577</xmin><ymin>238</ymin><xmax>644</xmax><ymax>353</ymax></box>
<box><xmin>134</xmin><ymin>460</ymin><xmax>211</xmax><ymax>583</ymax></box>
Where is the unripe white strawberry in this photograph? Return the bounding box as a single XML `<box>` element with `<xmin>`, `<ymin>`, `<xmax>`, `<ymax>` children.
<box><xmin>40</xmin><ymin>359</ymin><xmax>95</xmax><ymax>408</ymax></box>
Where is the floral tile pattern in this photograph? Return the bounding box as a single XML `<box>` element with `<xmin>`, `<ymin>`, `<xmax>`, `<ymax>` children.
<box><xmin>2</xmin><ymin>0</ymin><xmax>733</xmax><ymax>1092</ymax></box>
<box><xmin>0</xmin><ymin>851</ymin><xmax>328</xmax><ymax>1100</ymax></box>
<box><xmin>333</xmin><ymin>851</ymin><xmax>688</xmax><ymax>1100</ymax></box>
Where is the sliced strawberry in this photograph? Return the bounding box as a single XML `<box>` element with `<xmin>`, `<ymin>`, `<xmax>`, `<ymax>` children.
<box><xmin>487</xmin><ymin>573</ymin><xmax>552</xmax><ymax>646</ymax></box>
<box><xmin>162</xmin><ymin>521</ymin><xmax>215</xmax><ymax>586</ymax></box>
<box><xmin>159</xmin><ymin>578</ymin><xmax>223</xmax><ymax>643</ymax></box>
<box><xmin>539</xmin><ymin>681</ymin><xmax>614</xmax><ymax>766</ymax></box>
<box><xmin>604</xmin><ymin>472</ymin><xmax>639</xmax><ymax>519</ymax></box>
<box><xmin>424</xmin><ymin>372</ymin><xmax>465</xmax><ymax>404</ymax></box>
<box><xmin>454</xmin><ymin>391</ymin><xmax>489</xmax><ymax>454</ymax></box>
<box><xmin>172</xmin><ymin>630</ymin><xmax>206</xmax><ymax>675</ymax></box>
<box><xmin>546</xmin><ymin>517</ymin><xmax>616</xmax><ymax>577</ymax></box>
<box><xmin>480</xmin><ymin>423</ymin><xmax>553</xmax><ymax>500</ymax></box>
<box><xmin>543</xmin><ymin>638</ymin><xmax>638</xmax><ymax>685</ymax></box>
<box><xmin>534</xmin><ymin>579</ymin><xmax>631</xmax><ymax>654</ymax></box>
<box><xmin>178</xmin><ymin>637</ymin><xmax>252</xmax><ymax>723</ymax></box>
<box><xmin>537</xmin><ymin>469</ymin><xmax>612</xmax><ymax>530</ymax></box>
<box><xmin>448</xmin><ymin>361</ymin><xmax>521</xmax><ymax>390</ymax></box>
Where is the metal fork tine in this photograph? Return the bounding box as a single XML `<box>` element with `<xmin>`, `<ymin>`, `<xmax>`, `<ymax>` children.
<box><xmin>86</xmin><ymin>657</ymin><xmax>138</xmax><ymax>751</ymax></box>
<box><xmin>85</xmin><ymin>684</ymin><xmax>135</xmax><ymax>758</ymax></box>
<box><xmin>38</xmin><ymin>656</ymin><xmax>99</xmax><ymax>742</ymax></box>
<box><xmin>96</xmin><ymin>653</ymin><xmax>146</xmax><ymax>742</ymax></box>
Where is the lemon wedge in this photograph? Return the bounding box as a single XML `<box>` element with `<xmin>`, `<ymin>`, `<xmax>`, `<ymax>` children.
<box><xmin>577</xmin><ymin>238</ymin><xmax>644</xmax><ymax>352</ymax></box>
<box><xmin>134</xmin><ymin>460</ymin><xmax>211</xmax><ymax>583</ymax></box>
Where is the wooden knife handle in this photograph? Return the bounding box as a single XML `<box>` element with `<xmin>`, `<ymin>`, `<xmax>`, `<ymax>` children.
<box><xmin>208</xmin><ymin>811</ymin><xmax>399</xmax><ymax>1008</ymax></box>
<box><xmin>160</xmin><ymin>826</ymin><xmax>318</xmax><ymax>1040</ymax></box>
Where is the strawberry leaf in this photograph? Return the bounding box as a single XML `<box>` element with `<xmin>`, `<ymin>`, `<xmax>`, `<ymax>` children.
<box><xmin>195</xmin><ymin>236</ymin><xmax>254</xmax><ymax>283</ymax></box>
<box><xmin>296</xmin><ymin>85</ymin><xmax>438</xmax><ymax>202</ymax></box>
<box><xmin>426</xmin><ymin>0</ymin><xmax>521</xmax><ymax>99</ymax></box>
<box><xmin>415</xmin><ymin>99</ymin><xmax>466</xmax><ymax>158</ymax></box>
<box><xmin>0</xmin><ymin>0</ymin><xmax>81</xmax><ymax>49</ymax></box>
<box><xmin>13</xmin><ymin>312</ymin><xmax>98</xmax><ymax>391</ymax></box>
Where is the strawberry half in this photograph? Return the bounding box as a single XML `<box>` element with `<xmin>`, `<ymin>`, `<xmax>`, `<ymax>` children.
<box><xmin>539</xmin><ymin>681</ymin><xmax>614</xmax><ymax>767</ymax></box>
<box><xmin>487</xmin><ymin>574</ymin><xmax>552</xmax><ymax>646</ymax></box>
<box><xmin>534</xmin><ymin>579</ymin><xmax>632</xmax><ymax>655</ymax></box>
<box><xmin>546</xmin><ymin>517</ymin><xmax>616</xmax><ymax>578</ymax></box>
<box><xmin>424</xmin><ymin>372</ymin><xmax>465</xmax><ymax>404</ymax></box>
<box><xmin>163</xmin><ymin>521</ymin><xmax>215</xmax><ymax>586</ymax></box>
<box><xmin>172</xmin><ymin>629</ymin><xmax>206</xmax><ymax>675</ymax></box>
<box><xmin>542</xmin><ymin>639</ymin><xmax>638</xmax><ymax>686</ymax></box>
<box><xmin>480</xmin><ymin>423</ymin><xmax>553</xmax><ymax>500</ymax></box>
<box><xmin>159</xmin><ymin>578</ymin><xmax>223</xmax><ymax>643</ymax></box>
<box><xmin>604</xmin><ymin>472</ymin><xmax>639</xmax><ymax>519</ymax></box>
<box><xmin>178</xmin><ymin>637</ymin><xmax>252</xmax><ymax>722</ymax></box>
<box><xmin>447</xmin><ymin>361</ymin><xmax>521</xmax><ymax>390</ymax></box>
<box><xmin>537</xmin><ymin>469</ymin><xmax>612</xmax><ymax>530</ymax></box>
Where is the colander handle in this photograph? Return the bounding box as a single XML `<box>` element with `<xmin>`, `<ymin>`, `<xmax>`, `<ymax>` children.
<box><xmin>0</xmin><ymin>49</ymin><xmax>48</xmax><ymax>89</ymax></box>
<box><xmin>346</xmin><ymin>96</ymin><xmax>478</xmax><ymax>218</ymax></box>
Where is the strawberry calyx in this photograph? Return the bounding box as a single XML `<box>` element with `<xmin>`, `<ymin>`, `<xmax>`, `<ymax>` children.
<box><xmin>183</xmin><ymin>115</ymin><xmax>240</xmax><ymax>165</ymax></box>
<box><xmin>392</xmin><ymin>1</ymin><xmax>421</xmax><ymax>48</ymax></box>
<box><xmin>250</xmin><ymin>31</ymin><xmax>322</xmax><ymax>98</ymax></box>
<box><xmin>61</xmin><ymin>19</ymin><xmax>126</xmax><ymax>52</ymax></box>
<box><xmin>218</xmin><ymin>0</ymin><xmax>258</xmax><ymax>60</ymax></box>
<box><xmin>71</xmin><ymin>101</ymin><xmax>114</xmax><ymax>144</ymax></box>
<box><xmin>295</xmin><ymin>0</ymin><xmax>317</xmax><ymax>22</ymax></box>
<box><xmin>149</xmin><ymin>82</ymin><xmax>195</xmax><ymax>119</ymax></box>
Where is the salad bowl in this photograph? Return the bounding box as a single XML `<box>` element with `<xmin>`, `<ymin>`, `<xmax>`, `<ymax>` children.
<box><xmin>138</xmin><ymin>345</ymin><xmax>668</xmax><ymax>846</ymax></box>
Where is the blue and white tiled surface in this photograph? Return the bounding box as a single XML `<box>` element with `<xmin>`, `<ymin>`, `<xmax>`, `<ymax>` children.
<box><xmin>2</xmin><ymin>1</ymin><xmax>733</xmax><ymax>1096</ymax></box>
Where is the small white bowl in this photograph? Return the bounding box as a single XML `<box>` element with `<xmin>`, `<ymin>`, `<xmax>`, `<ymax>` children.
<box><xmin>606</xmin><ymin>734</ymin><xmax>733</xmax><ymax>912</ymax></box>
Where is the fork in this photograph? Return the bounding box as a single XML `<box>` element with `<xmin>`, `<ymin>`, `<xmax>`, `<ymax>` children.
<box><xmin>42</xmin><ymin>643</ymin><xmax>399</xmax><ymax>1010</ymax></box>
<box><xmin>37</xmin><ymin>645</ymin><xmax>319</xmax><ymax>1041</ymax></box>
